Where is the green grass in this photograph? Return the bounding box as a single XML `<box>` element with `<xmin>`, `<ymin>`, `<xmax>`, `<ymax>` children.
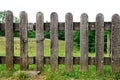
<box><xmin>46</xmin><ymin>65</ymin><xmax>115</xmax><ymax>80</ymax></box>
<box><xmin>0</xmin><ymin>37</ymin><xmax>119</xmax><ymax>80</ymax></box>
<box><xmin>0</xmin><ymin>37</ymin><xmax>80</xmax><ymax>57</ymax></box>
<box><xmin>0</xmin><ymin>64</ymin><xmax>118</xmax><ymax>80</ymax></box>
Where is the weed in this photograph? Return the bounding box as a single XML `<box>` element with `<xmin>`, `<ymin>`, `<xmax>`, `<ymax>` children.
<box><xmin>13</xmin><ymin>71</ymin><xmax>28</xmax><ymax>80</ymax></box>
<box><xmin>115</xmin><ymin>72</ymin><xmax>120</xmax><ymax>80</ymax></box>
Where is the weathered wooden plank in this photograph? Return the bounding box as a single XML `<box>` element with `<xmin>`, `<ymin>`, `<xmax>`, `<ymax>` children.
<box><xmin>0</xmin><ymin>22</ymin><xmax>111</xmax><ymax>31</ymax></box>
<box><xmin>0</xmin><ymin>23</ymin><xmax>5</xmax><ymax>31</ymax></box>
<box><xmin>28</xmin><ymin>23</ymin><xmax>34</xmax><ymax>30</ymax></box>
<box><xmin>19</xmin><ymin>11</ymin><xmax>28</xmax><ymax>70</ymax></box>
<box><xmin>104</xmin><ymin>57</ymin><xmax>111</xmax><ymax>65</ymax></box>
<box><xmin>104</xmin><ymin>22</ymin><xmax>111</xmax><ymax>30</ymax></box>
<box><xmin>0</xmin><ymin>56</ymin><xmax>111</xmax><ymax>65</ymax></box>
<box><xmin>50</xmin><ymin>12</ymin><xmax>58</xmax><ymax>71</ymax></box>
<box><xmin>95</xmin><ymin>13</ymin><xmax>104</xmax><ymax>72</ymax></box>
<box><xmin>5</xmin><ymin>10</ymin><xmax>14</xmax><ymax>70</ymax></box>
<box><xmin>88</xmin><ymin>22</ymin><xmax>95</xmax><ymax>30</ymax></box>
<box><xmin>80</xmin><ymin>13</ymin><xmax>88</xmax><ymax>72</ymax></box>
<box><xmin>111</xmin><ymin>14</ymin><xmax>120</xmax><ymax>72</ymax></box>
<box><xmin>36</xmin><ymin>12</ymin><xmax>44</xmax><ymax>71</ymax></box>
<box><xmin>65</xmin><ymin>13</ymin><xmax>73</xmax><ymax>71</ymax></box>
<box><xmin>107</xmin><ymin>34</ymin><xmax>111</xmax><ymax>57</ymax></box>
<box><xmin>0</xmin><ymin>56</ymin><xmax>6</xmax><ymax>64</ymax></box>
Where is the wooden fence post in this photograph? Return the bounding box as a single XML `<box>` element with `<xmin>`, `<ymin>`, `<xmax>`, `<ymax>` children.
<box><xmin>50</xmin><ymin>12</ymin><xmax>58</xmax><ymax>71</ymax></box>
<box><xmin>5</xmin><ymin>10</ymin><xmax>14</xmax><ymax>70</ymax></box>
<box><xmin>111</xmin><ymin>14</ymin><xmax>120</xmax><ymax>72</ymax></box>
<box><xmin>80</xmin><ymin>13</ymin><xmax>88</xmax><ymax>72</ymax></box>
<box><xmin>19</xmin><ymin>11</ymin><xmax>28</xmax><ymax>70</ymax></box>
<box><xmin>95</xmin><ymin>13</ymin><xmax>104</xmax><ymax>72</ymax></box>
<box><xmin>65</xmin><ymin>13</ymin><xmax>73</xmax><ymax>71</ymax></box>
<box><xmin>36</xmin><ymin>12</ymin><xmax>44</xmax><ymax>71</ymax></box>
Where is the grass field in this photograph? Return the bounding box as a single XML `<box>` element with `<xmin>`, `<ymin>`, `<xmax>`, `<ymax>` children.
<box><xmin>0</xmin><ymin>37</ymin><xmax>80</xmax><ymax>57</ymax></box>
<box><xmin>0</xmin><ymin>37</ymin><xmax>119</xmax><ymax>80</ymax></box>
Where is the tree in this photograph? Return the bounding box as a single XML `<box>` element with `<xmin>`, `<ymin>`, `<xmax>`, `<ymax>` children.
<box><xmin>0</xmin><ymin>11</ymin><xmax>20</xmax><ymax>36</ymax></box>
<box><xmin>0</xmin><ymin>11</ymin><xmax>5</xmax><ymax>23</ymax></box>
<box><xmin>0</xmin><ymin>11</ymin><xmax>19</xmax><ymax>23</ymax></box>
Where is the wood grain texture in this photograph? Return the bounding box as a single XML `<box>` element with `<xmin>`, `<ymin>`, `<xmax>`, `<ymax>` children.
<box><xmin>19</xmin><ymin>11</ymin><xmax>28</xmax><ymax>70</ymax></box>
<box><xmin>0</xmin><ymin>22</ymin><xmax>111</xmax><ymax>31</ymax></box>
<box><xmin>5</xmin><ymin>10</ymin><xmax>14</xmax><ymax>70</ymax></box>
<box><xmin>50</xmin><ymin>12</ymin><xmax>58</xmax><ymax>71</ymax></box>
<box><xmin>65</xmin><ymin>13</ymin><xmax>73</xmax><ymax>71</ymax></box>
<box><xmin>107</xmin><ymin>34</ymin><xmax>111</xmax><ymax>57</ymax></box>
<box><xmin>36</xmin><ymin>12</ymin><xmax>44</xmax><ymax>71</ymax></box>
<box><xmin>111</xmin><ymin>14</ymin><xmax>120</xmax><ymax>72</ymax></box>
<box><xmin>1</xmin><ymin>12</ymin><xmax>120</xmax><ymax>72</ymax></box>
<box><xmin>0</xmin><ymin>56</ymin><xmax>112</xmax><ymax>65</ymax></box>
<box><xmin>95</xmin><ymin>13</ymin><xmax>104</xmax><ymax>72</ymax></box>
<box><xmin>80</xmin><ymin>13</ymin><xmax>88</xmax><ymax>72</ymax></box>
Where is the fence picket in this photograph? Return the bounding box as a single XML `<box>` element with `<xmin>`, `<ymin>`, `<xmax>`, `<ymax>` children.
<box><xmin>1</xmin><ymin>12</ymin><xmax>120</xmax><ymax>72</ymax></box>
<box><xmin>95</xmin><ymin>13</ymin><xmax>104</xmax><ymax>72</ymax></box>
<box><xmin>111</xmin><ymin>14</ymin><xmax>120</xmax><ymax>72</ymax></box>
<box><xmin>65</xmin><ymin>13</ymin><xmax>73</xmax><ymax>71</ymax></box>
<box><xmin>50</xmin><ymin>12</ymin><xmax>58</xmax><ymax>71</ymax></box>
<box><xmin>36</xmin><ymin>12</ymin><xmax>44</xmax><ymax>71</ymax></box>
<box><xmin>80</xmin><ymin>13</ymin><xmax>88</xmax><ymax>71</ymax></box>
<box><xmin>19</xmin><ymin>11</ymin><xmax>28</xmax><ymax>70</ymax></box>
<box><xmin>5</xmin><ymin>10</ymin><xmax>14</xmax><ymax>70</ymax></box>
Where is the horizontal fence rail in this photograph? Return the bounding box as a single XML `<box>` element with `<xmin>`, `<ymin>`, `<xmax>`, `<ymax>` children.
<box><xmin>0</xmin><ymin>22</ymin><xmax>111</xmax><ymax>31</ymax></box>
<box><xmin>0</xmin><ymin>10</ymin><xmax>120</xmax><ymax>72</ymax></box>
<box><xmin>0</xmin><ymin>56</ymin><xmax>111</xmax><ymax>65</ymax></box>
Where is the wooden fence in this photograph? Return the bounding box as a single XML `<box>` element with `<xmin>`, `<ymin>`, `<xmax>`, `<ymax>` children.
<box><xmin>0</xmin><ymin>10</ymin><xmax>120</xmax><ymax>72</ymax></box>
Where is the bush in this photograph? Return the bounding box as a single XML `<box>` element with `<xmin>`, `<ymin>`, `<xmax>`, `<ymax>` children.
<box><xmin>73</xmin><ymin>30</ymin><xmax>111</xmax><ymax>52</ymax></box>
<box><xmin>0</xmin><ymin>31</ymin><xmax>5</xmax><ymax>36</ymax></box>
<box><xmin>115</xmin><ymin>72</ymin><xmax>120</xmax><ymax>80</ymax></box>
<box><xmin>44</xmin><ymin>30</ymin><xmax>50</xmax><ymax>38</ymax></box>
<box><xmin>28</xmin><ymin>30</ymin><xmax>36</xmax><ymax>38</ymax></box>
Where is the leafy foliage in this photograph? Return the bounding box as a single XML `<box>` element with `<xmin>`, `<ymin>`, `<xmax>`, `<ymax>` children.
<box><xmin>115</xmin><ymin>72</ymin><xmax>120</xmax><ymax>80</ymax></box>
<box><xmin>28</xmin><ymin>30</ymin><xmax>36</xmax><ymax>38</ymax></box>
<box><xmin>73</xmin><ymin>30</ymin><xmax>111</xmax><ymax>52</ymax></box>
<box><xmin>0</xmin><ymin>11</ymin><xmax>20</xmax><ymax>37</ymax></box>
<box><xmin>0</xmin><ymin>11</ymin><xmax>19</xmax><ymax>23</ymax></box>
<box><xmin>0</xmin><ymin>11</ymin><xmax>5</xmax><ymax>23</ymax></box>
